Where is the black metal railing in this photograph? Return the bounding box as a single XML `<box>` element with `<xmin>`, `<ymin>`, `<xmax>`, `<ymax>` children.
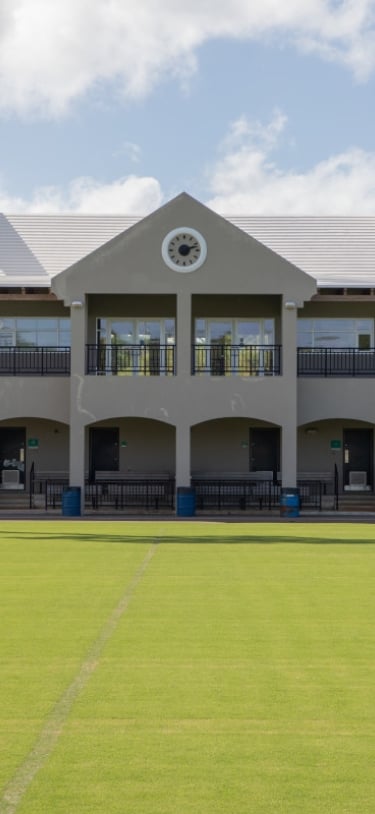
<box><xmin>297</xmin><ymin>480</ymin><xmax>324</xmax><ymax>511</ymax></box>
<box><xmin>192</xmin><ymin>479</ymin><xmax>281</xmax><ymax>511</ymax></box>
<box><xmin>192</xmin><ymin>345</ymin><xmax>281</xmax><ymax>376</ymax></box>
<box><xmin>35</xmin><ymin>477</ymin><xmax>175</xmax><ymax>512</ymax></box>
<box><xmin>192</xmin><ymin>477</ymin><xmax>329</xmax><ymax>512</ymax></box>
<box><xmin>3</xmin><ymin>343</ymin><xmax>375</xmax><ymax>380</ymax></box>
<box><xmin>44</xmin><ymin>479</ymin><xmax>69</xmax><ymax>509</ymax></box>
<box><xmin>86</xmin><ymin>344</ymin><xmax>175</xmax><ymax>376</ymax></box>
<box><xmin>298</xmin><ymin>347</ymin><xmax>375</xmax><ymax>377</ymax></box>
<box><xmin>21</xmin><ymin>473</ymin><xmax>334</xmax><ymax>513</ymax></box>
<box><xmin>86</xmin><ymin>478</ymin><xmax>175</xmax><ymax>511</ymax></box>
<box><xmin>334</xmin><ymin>463</ymin><xmax>339</xmax><ymax>510</ymax></box>
<box><xmin>0</xmin><ymin>347</ymin><xmax>70</xmax><ymax>376</ymax></box>
<box><xmin>29</xmin><ymin>461</ymin><xmax>35</xmax><ymax>509</ymax></box>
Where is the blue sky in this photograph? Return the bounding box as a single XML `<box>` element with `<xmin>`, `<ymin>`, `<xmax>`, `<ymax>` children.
<box><xmin>0</xmin><ymin>0</ymin><xmax>375</xmax><ymax>214</ymax></box>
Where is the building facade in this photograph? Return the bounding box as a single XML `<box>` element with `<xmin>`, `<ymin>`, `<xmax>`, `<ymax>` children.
<box><xmin>1</xmin><ymin>193</ymin><xmax>375</xmax><ymax>512</ymax></box>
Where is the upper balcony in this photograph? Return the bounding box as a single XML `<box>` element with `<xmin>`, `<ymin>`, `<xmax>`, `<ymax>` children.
<box><xmin>0</xmin><ymin>346</ymin><xmax>70</xmax><ymax>375</ymax></box>
<box><xmin>192</xmin><ymin>344</ymin><xmax>281</xmax><ymax>376</ymax></box>
<box><xmin>297</xmin><ymin>347</ymin><xmax>375</xmax><ymax>377</ymax></box>
<box><xmin>85</xmin><ymin>343</ymin><xmax>281</xmax><ymax>377</ymax></box>
<box><xmin>86</xmin><ymin>343</ymin><xmax>175</xmax><ymax>376</ymax></box>
<box><xmin>1</xmin><ymin>345</ymin><xmax>375</xmax><ymax>379</ymax></box>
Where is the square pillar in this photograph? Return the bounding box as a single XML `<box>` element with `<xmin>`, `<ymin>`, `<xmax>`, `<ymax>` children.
<box><xmin>69</xmin><ymin>298</ymin><xmax>87</xmax><ymax>510</ymax></box>
<box><xmin>280</xmin><ymin>299</ymin><xmax>298</xmax><ymax>487</ymax></box>
<box><xmin>175</xmin><ymin>423</ymin><xmax>191</xmax><ymax>488</ymax></box>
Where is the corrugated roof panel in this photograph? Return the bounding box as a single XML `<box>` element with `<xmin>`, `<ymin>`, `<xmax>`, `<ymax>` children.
<box><xmin>0</xmin><ymin>213</ymin><xmax>50</xmax><ymax>286</ymax></box>
<box><xmin>227</xmin><ymin>216</ymin><xmax>375</xmax><ymax>286</ymax></box>
<box><xmin>5</xmin><ymin>215</ymin><xmax>138</xmax><ymax>282</ymax></box>
<box><xmin>1</xmin><ymin>213</ymin><xmax>375</xmax><ymax>288</ymax></box>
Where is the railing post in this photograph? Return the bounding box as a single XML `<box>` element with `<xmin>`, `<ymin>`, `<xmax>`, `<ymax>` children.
<box><xmin>29</xmin><ymin>462</ymin><xmax>35</xmax><ymax>509</ymax></box>
<box><xmin>334</xmin><ymin>463</ymin><xmax>339</xmax><ymax>510</ymax></box>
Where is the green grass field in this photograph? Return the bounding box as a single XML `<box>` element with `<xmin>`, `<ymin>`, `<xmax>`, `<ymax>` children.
<box><xmin>0</xmin><ymin>520</ymin><xmax>374</xmax><ymax>813</ymax></box>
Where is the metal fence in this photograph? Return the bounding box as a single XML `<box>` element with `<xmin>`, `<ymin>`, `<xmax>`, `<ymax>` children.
<box><xmin>192</xmin><ymin>479</ymin><xmax>281</xmax><ymax>511</ymax></box>
<box><xmin>192</xmin><ymin>478</ymin><xmax>326</xmax><ymax>512</ymax></box>
<box><xmin>86</xmin><ymin>344</ymin><xmax>175</xmax><ymax>376</ymax></box>
<box><xmin>32</xmin><ymin>477</ymin><xmax>175</xmax><ymax>512</ymax></box>
<box><xmin>297</xmin><ymin>480</ymin><xmax>324</xmax><ymax>511</ymax></box>
<box><xmin>31</xmin><ymin>476</ymin><xmax>327</xmax><ymax>513</ymax></box>
<box><xmin>86</xmin><ymin>479</ymin><xmax>175</xmax><ymax>511</ymax></box>
<box><xmin>0</xmin><ymin>347</ymin><xmax>70</xmax><ymax>376</ymax></box>
<box><xmin>192</xmin><ymin>345</ymin><xmax>281</xmax><ymax>376</ymax></box>
<box><xmin>297</xmin><ymin>347</ymin><xmax>375</xmax><ymax>377</ymax></box>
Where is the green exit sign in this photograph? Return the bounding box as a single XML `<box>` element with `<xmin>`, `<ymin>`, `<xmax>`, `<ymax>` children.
<box><xmin>330</xmin><ymin>439</ymin><xmax>341</xmax><ymax>450</ymax></box>
<box><xmin>28</xmin><ymin>438</ymin><xmax>39</xmax><ymax>448</ymax></box>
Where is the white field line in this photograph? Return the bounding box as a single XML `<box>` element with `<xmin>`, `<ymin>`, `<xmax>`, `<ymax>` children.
<box><xmin>0</xmin><ymin>541</ymin><xmax>159</xmax><ymax>814</ymax></box>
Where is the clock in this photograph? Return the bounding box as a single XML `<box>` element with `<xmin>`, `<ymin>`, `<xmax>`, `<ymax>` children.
<box><xmin>161</xmin><ymin>227</ymin><xmax>207</xmax><ymax>272</ymax></box>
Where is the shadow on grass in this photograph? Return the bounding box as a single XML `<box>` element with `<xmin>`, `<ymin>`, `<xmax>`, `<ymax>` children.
<box><xmin>1</xmin><ymin>530</ymin><xmax>375</xmax><ymax>546</ymax></box>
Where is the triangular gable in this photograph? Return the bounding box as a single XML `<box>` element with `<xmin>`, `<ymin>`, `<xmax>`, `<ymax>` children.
<box><xmin>52</xmin><ymin>193</ymin><xmax>316</xmax><ymax>304</ymax></box>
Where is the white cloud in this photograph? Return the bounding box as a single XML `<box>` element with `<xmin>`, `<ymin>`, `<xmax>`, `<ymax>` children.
<box><xmin>1</xmin><ymin>112</ymin><xmax>375</xmax><ymax>215</ymax></box>
<box><xmin>0</xmin><ymin>0</ymin><xmax>375</xmax><ymax>116</ymax></box>
<box><xmin>0</xmin><ymin>175</ymin><xmax>163</xmax><ymax>213</ymax></box>
<box><xmin>206</xmin><ymin>111</ymin><xmax>375</xmax><ymax>214</ymax></box>
<box><xmin>112</xmin><ymin>142</ymin><xmax>142</xmax><ymax>164</ymax></box>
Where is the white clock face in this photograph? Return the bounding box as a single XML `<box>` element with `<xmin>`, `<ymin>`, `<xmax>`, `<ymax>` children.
<box><xmin>162</xmin><ymin>227</ymin><xmax>207</xmax><ymax>272</ymax></box>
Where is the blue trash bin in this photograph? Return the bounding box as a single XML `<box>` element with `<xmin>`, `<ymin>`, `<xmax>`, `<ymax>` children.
<box><xmin>280</xmin><ymin>487</ymin><xmax>300</xmax><ymax>518</ymax></box>
<box><xmin>62</xmin><ymin>486</ymin><xmax>81</xmax><ymax>517</ymax></box>
<box><xmin>176</xmin><ymin>487</ymin><xmax>196</xmax><ymax>517</ymax></box>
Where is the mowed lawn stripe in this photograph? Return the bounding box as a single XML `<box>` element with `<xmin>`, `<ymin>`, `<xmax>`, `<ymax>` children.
<box><xmin>1</xmin><ymin>521</ymin><xmax>375</xmax><ymax>813</ymax></box>
<box><xmin>0</xmin><ymin>524</ymin><xmax>159</xmax><ymax>814</ymax></box>
<box><xmin>16</xmin><ymin>530</ymin><xmax>375</xmax><ymax>814</ymax></box>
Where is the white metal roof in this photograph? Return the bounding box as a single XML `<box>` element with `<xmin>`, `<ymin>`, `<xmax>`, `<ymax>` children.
<box><xmin>1</xmin><ymin>212</ymin><xmax>375</xmax><ymax>288</ymax></box>
<box><xmin>229</xmin><ymin>216</ymin><xmax>375</xmax><ymax>288</ymax></box>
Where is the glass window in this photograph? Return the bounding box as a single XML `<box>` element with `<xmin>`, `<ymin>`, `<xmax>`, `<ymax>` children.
<box><xmin>196</xmin><ymin>318</ymin><xmax>274</xmax><ymax>345</ymax></box>
<box><xmin>59</xmin><ymin>331</ymin><xmax>71</xmax><ymax>346</ymax></box>
<box><xmin>96</xmin><ymin>318</ymin><xmax>175</xmax><ymax>346</ymax></box>
<box><xmin>165</xmin><ymin>319</ymin><xmax>175</xmax><ymax>344</ymax></box>
<box><xmin>0</xmin><ymin>318</ymin><xmax>71</xmax><ymax>346</ymax></box>
<box><xmin>195</xmin><ymin>319</ymin><xmax>206</xmax><ymax>343</ymax></box>
<box><xmin>138</xmin><ymin>321</ymin><xmax>160</xmax><ymax>344</ymax></box>
<box><xmin>16</xmin><ymin>331</ymin><xmax>37</xmax><ymax>346</ymax></box>
<box><xmin>298</xmin><ymin>318</ymin><xmax>374</xmax><ymax>348</ymax></box>
<box><xmin>0</xmin><ymin>318</ymin><xmax>16</xmax><ymax>330</ymax></box>
<box><xmin>237</xmin><ymin>321</ymin><xmax>261</xmax><ymax>344</ymax></box>
<box><xmin>36</xmin><ymin>331</ymin><xmax>57</xmax><ymax>347</ymax></box>
<box><xmin>110</xmin><ymin>321</ymin><xmax>133</xmax><ymax>344</ymax></box>
<box><xmin>210</xmin><ymin>321</ymin><xmax>232</xmax><ymax>344</ymax></box>
<box><xmin>16</xmin><ymin>319</ymin><xmax>37</xmax><ymax>331</ymax></box>
<box><xmin>36</xmin><ymin>319</ymin><xmax>57</xmax><ymax>330</ymax></box>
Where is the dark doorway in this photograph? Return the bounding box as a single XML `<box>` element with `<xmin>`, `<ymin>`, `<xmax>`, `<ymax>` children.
<box><xmin>250</xmin><ymin>428</ymin><xmax>280</xmax><ymax>477</ymax></box>
<box><xmin>89</xmin><ymin>427</ymin><xmax>119</xmax><ymax>481</ymax></box>
<box><xmin>0</xmin><ymin>427</ymin><xmax>26</xmax><ymax>489</ymax></box>
<box><xmin>343</xmin><ymin>428</ymin><xmax>373</xmax><ymax>489</ymax></box>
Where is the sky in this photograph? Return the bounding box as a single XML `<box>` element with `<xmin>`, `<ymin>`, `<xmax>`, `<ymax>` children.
<box><xmin>0</xmin><ymin>0</ymin><xmax>375</xmax><ymax>215</ymax></box>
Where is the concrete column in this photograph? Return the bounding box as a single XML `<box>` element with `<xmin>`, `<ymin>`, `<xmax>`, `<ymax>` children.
<box><xmin>281</xmin><ymin>299</ymin><xmax>298</xmax><ymax>379</ymax></box>
<box><xmin>280</xmin><ymin>300</ymin><xmax>298</xmax><ymax>487</ymax></box>
<box><xmin>281</xmin><ymin>421</ymin><xmax>297</xmax><ymax>488</ymax></box>
<box><xmin>175</xmin><ymin>292</ymin><xmax>192</xmax><ymax>492</ymax></box>
<box><xmin>175</xmin><ymin>422</ymin><xmax>191</xmax><ymax>488</ymax></box>
<box><xmin>69</xmin><ymin>299</ymin><xmax>87</xmax><ymax>509</ymax></box>
<box><xmin>176</xmin><ymin>291</ymin><xmax>192</xmax><ymax>376</ymax></box>
<box><xmin>69</xmin><ymin>298</ymin><xmax>86</xmax><ymax>377</ymax></box>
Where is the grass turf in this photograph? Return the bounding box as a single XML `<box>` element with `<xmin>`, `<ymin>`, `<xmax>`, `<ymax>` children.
<box><xmin>0</xmin><ymin>520</ymin><xmax>374</xmax><ymax>813</ymax></box>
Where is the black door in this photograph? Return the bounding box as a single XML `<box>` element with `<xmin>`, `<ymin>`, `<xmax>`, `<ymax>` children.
<box><xmin>89</xmin><ymin>428</ymin><xmax>119</xmax><ymax>481</ymax></box>
<box><xmin>343</xmin><ymin>428</ymin><xmax>373</xmax><ymax>489</ymax></box>
<box><xmin>0</xmin><ymin>427</ymin><xmax>26</xmax><ymax>488</ymax></box>
<box><xmin>250</xmin><ymin>428</ymin><xmax>280</xmax><ymax>476</ymax></box>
